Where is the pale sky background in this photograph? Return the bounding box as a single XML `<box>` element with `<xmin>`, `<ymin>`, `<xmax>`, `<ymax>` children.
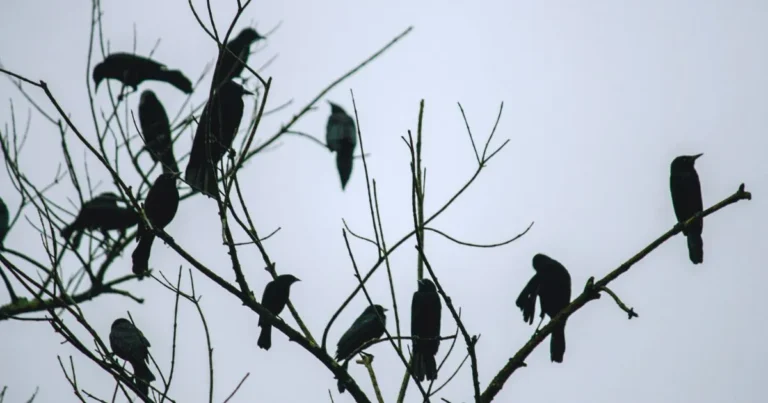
<box><xmin>1</xmin><ymin>1</ymin><xmax>767</xmax><ymax>402</ymax></box>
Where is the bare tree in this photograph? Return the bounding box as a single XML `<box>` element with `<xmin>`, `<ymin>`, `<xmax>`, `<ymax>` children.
<box><xmin>0</xmin><ymin>1</ymin><xmax>753</xmax><ymax>402</ymax></box>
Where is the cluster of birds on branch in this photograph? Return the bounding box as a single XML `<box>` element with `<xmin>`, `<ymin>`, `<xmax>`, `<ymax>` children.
<box><xmin>99</xmin><ymin>153</ymin><xmax>706</xmax><ymax>397</ymax></box>
<box><xmin>0</xmin><ymin>21</ymin><xmax>708</xmax><ymax>398</ymax></box>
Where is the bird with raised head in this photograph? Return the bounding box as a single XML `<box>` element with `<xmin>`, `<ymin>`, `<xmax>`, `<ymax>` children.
<box><xmin>670</xmin><ymin>153</ymin><xmax>705</xmax><ymax>264</ymax></box>
<box><xmin>257</xmin><ymin>274</ymin><xmax>301</xmax><ymax>350</ymax></box>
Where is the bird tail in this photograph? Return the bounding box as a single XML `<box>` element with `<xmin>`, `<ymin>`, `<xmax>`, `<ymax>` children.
<box><xmin>412</xmin><ymin>351</ymin><xmax>437</xmax><ymax>382</ymax></box>
<box><xmin>550</xmin><ymin>320</ymin><xmax>567</xmax><ymax>363</ymax></box>
<box><xmin>184</xmin><ymin>161</ymin><xmax>218</xmax><ymax>198</ymax></box>
<box><xmin>335</xmin><ymin>148</ymin><xmax>354</xmax><ymax>190</ymax></box>
<box><xmin>131</xmin><ymin>360</ymin><xmax>156</xmax><ymax>396</ymax></box>
<box><xmin>157</xmin><ymin>70</ymin><xmax>193</xmax><ymax>94</ymax></box>
<box><xmin>687</xmin><ymin>234</ymin><xmax>703</xmax><ymax>264</ymax></box>
<box><xmin>257</xmin><ymin>323</ymin><xmax>272</xmax><ymax>350</ymax></box>
<box><xmin>131</xmin><ymin>232</ymin><xmax>155</xmax><ymax>276</ymax></box>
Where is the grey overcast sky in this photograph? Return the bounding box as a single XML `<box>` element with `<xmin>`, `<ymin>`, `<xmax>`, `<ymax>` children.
<box><xmin>1</xmin><ymin>0</ymin><xmax>767</xmax><ymax>402</ymax></box>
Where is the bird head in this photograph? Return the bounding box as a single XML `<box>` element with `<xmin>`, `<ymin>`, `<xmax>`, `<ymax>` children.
<box><xmin>139</xmin><ymin>90</ymin><xmax>158</xmax><ymax>106</ymax></box>
<box><xmin>238</xmin><ymin>27</ymin><xmax>264</xmax><ymax>44</ymax></box>
<box><xmin>417</xmin><ymin>278</ymin><xmax>437</xmax><ymax>292</ymax></box>
<box><xmin>92</xmin><ymin>62</ymin><xmax>107</xmax><ymax>91</ymax></box>
<box><xmin>364</xmin><ymin>304</ymin><xmax>388</xmax><ymax>317</ymax></box>
<box><xmin>111</xmin><ymin>318</ymin><xmax>133</xmax><ymax>331</ymax></box>
<box><xmin>531</xmin><ymin>253</ymin><xmax>552</xmax><ymax>272</ymax></box>
<box><xmin>671</xmin><ymin>153</ymin><xmax>703</xmax><ymax>170</ymax></box>
<box><xmin>218</xmin><ymin>80</ymin><xmax>253</xmax><ymax>96</ymax></box>
<box><xmin>328</xmin><ymin>101</ymin><xmax>347</xmax><ymax>115</ymax></box>
<box><xmin>276</xmin><ymin>274</ymin><xmax>301</xmax><ymax>287</ymax></box>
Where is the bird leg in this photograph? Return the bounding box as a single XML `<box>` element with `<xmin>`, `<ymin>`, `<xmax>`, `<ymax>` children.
<box><xmin>533</xmin><ymin>315</ymin><xmax>545</xmax><ymax>336</ymax></box>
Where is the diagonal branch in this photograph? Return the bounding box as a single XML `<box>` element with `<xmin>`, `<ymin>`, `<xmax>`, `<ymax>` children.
<box><xmin>480</xmin><ymin>183</ymin><xmax>752</xmax><ymax>402</ymax></box>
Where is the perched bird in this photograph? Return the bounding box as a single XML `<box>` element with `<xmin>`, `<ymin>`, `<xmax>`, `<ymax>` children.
<box><xmin>0</xmin><ymin>197</ymin><xmax>9</xmax><ymax>248</ymax></box>
<box><xmin>211</xmin><ymin>28</ymin><xmax>264</xmax><ymax>89</ymax></box>
<box><xmin>257</xmin><ymin>274</ymin><xmax>301</xmax><ymax>350</ymax></box>
<box><xmin>138</xmin><ymin>91</ymin><xmax>179</xmax><ymax>174</ymax></box>
<box><xmin>132</xmin><ymin>173</ymin><xmax>180</xmax><ymax>276</ymax></box>
<box><xmin>515</xmin><ymin>253</ymin><xmax>572</xmax><ymax>363</ymax></box>
<box><xmin>93</xmin><ymin>53</ymin><xmax>193</xmax><ymax>95</ymax></box>
<box><xmin>670</xmin><ymin>153</ymin><xmax>705</xmax><ymax>264</ymax></box>
<box><xmin>184</xmin><ymin>81</ymin><xmax>250</xmax><ymax>197</ymax></box>
<box><xmin>325</xmin><ymin>102</ymin><xmax>357</xmax><ymax>190</ymax></box>
<box><xmin>336</xmin><ymin>304</ymin><xmax>388</xmax><ymax>393</ymax></box>
<box><xmin>411</xmin><ymin>278</ymin><xmax>442</xmax><ymax>382</ymax></box>
<box><xmin>336</xmin><ymin>305</ymin><xmax>388</xmax><ymax>362</ymax></box>
<box><xmin>109</xmin><ymin>318</ymin><xmax>155</xmax><ymax>396</ymax></box>
<box><xmin>61</xmin><ymin>193</ymin><xmax>139</xmax><ymax>249</ymax></box>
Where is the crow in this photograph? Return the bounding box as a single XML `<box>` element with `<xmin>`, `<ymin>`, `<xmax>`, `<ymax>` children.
<box><xmin>132</xmin><ymin>173</ymin><xmax>180</xmax><ymax>277</ymax></box>
<box><xmin>335</xmin><ymin>304</ymin><xmax>388</xmax><ymax>393</ymax></box>
<box><xmin>138</xmin><ymin>91</ymin><xmax>179</xmax><ymax>174</ymax></box>
<box><xmin>61</xmin><ymin>193</ymin><xmax>139</xmax><ymax>249</ymax></box>
<box><xmin>93</xmin><ymin>53</ymin><xmax>193</xmax><ymax>95</ymax></box>
<box><xmin>211</xmin><ymin>28</ymin><xmax>264</xmax><ymax>89</ymax></box>
<box><xmin>110</xmin><ymin>318</ymin><xmax>155</xmax><ymax>397</ymax></box>
<box><xmin>325</xmin><ymin>102</ymin><xmax>357</xmax><ymax>190</ymax></box>
<box><xmin>257</xmin><ymin>274</ymin><xmax>301</xmax><ymax>350</ymax></box>
<box><xmin>516</xmin><ymin>253</ymin><xmax>572</xmax><ymax>363</ymax></box>
<box><xmin>336</xmin><ymin>304</ymin><xmax>388</xmax><ymax>362</ymax></box>
<box><xmin>184</xmin><ymin>81</ymin><xmax>250</xmax><ymax>197</ymax></box>
<box><xmin>670</xmin><ymin>153</ymin><xmax>705</xmax><ymax>264</ymax></box>
<box><xmin>411</xmin><ymin>278</ymin><xmax>442</xmax><ymax>382</ymax></box>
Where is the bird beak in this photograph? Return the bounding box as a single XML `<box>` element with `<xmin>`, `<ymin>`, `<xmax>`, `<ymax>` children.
<box><xmin>383</xmin><ymin>307</ymin><xmax>389</xmax><ymax>312</ymax></box>
<box><xmin>692</xmin><ymin>153</ymin><xmax>703</xmax><ymax>160</ymax></box>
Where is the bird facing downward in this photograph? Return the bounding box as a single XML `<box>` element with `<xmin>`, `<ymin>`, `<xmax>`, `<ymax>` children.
<box><xmin>325</xmin><ymin>101</ymin><xmax>357</xmax><ymax>190</ymax></box>
<box><xmin>516</xmin><ymin>253</ymin><xmax>572</xmax><ymax>363</ymax></box>
<box><xmin>670</xmin><ymin>153</ymin><xmax>705</xmax><ymax>264</ymax></box>
<box><xmin>257</xmin><ymin>274</ymin><xmax>301</xmax><ymax>350</ymax></box>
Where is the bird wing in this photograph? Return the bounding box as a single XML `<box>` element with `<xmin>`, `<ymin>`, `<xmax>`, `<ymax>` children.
<box><xmin>336</xmin><ymin>312</ymin><xmax>385</xmax><ymax>359</ymax></box>
<box><xmin>516</xmin><ymin>275</ymin><xmax>540</xmax><ymax>324</ymax></box>
<box><xmin>411</xmin><ymin>290</ymin><xmax>442</xmax><ymax>354</ymax></box>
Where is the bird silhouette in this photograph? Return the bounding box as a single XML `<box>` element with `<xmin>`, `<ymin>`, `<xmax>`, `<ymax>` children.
<box><xmin>325</xmin><ymin>102</ymin><xmax>357</xmax><ymax>190</ymax></box>
<box><xmin>211</xmin><ymin>28</ymin><xmax>264</xmax><ymax>89</ymax></box>
<box><xmin>411</xmin><ymin>278</ymin><xmax>442</xmax><ymax>382</ymax></box>
<box><xmin>516</xmin><ymin>253</ymin><xmax>572</xmax><ymax>363</ymax></box>
<box><xmin>670</xmin><ymin>153</ymin><xmax>705</xmax><ymax>264</ymax></box>
<box><xmin>109</xmin><ymin>318</ymin><xmax>155</xmax><ymax>397</ymax></box>
<box><xmin>257</xmin><ymin>274</ymin><xmax>301</xmax><ymax>350</ymax></box>
<box><xmin>0</xmin><ymin>197</ymin><xmax>8</xmax><ymax>248</ymax></box>
<box><xmin>138</xmin><ymin>91</ymin><xmax>179</xmax><ymax>174</ymax></box>
<box><xmin>61</xmin><ymin>193</ymin><xmax>138</xmax><ymax>249</ymax></box>
<box><xmin>93</xmin><ymin>53</ymin><xmax>193</xmax><ymax>96</ymax></box>
<box><xmin>336</xmin><ymin>304</ymin><xmax>388</xmax><ymax>393</ymax></box>
<box><xmin>184</xmin><ymin>81</ymin><xmax>250</xmax><ymax>197</ymax></box>
<box><xmin>132</xmin><ymin>173</ymin><xmax>179</xmax><ymax>277</ymax></box>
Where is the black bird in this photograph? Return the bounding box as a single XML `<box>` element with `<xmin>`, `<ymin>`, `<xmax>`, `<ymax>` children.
<box><xmin>670</xmin><ymin>153</ymin><xmax>705</xmax><ymax>264</ymax></box>
<box><xmin>515</xmin><ymin>253</ymin><xmax>572</xmax><ymax>363</ymax></box>
<box><xmin>325</xmin><ymin>102</ymin><xmax>357</xmax><ymax>190</ymax></box>
<box><xmin>132</xmin><ymin>173</ymin><xmax>180</xmax><ymax>277</ymax></box>
<box><xmin>0</xmin><ymin>197</ymin><xmax>8</xmax><ymax>248</ymax></box>
<box><xmin>93</xmin><ymin>53</ymin><xmax>193</xmax><ymax>95</ymax></box>
<box><xmin>110</xmin><ymin>318</ymin><xmax>155</xmax><ymax>397</ymax></box>
<box><xmin>211</xmin><ymin>28</ymin><xmax>264</xmax><ymax>89</ymax></box>
<box><xmin>138</xmin><ymin>91</ymin><xmax>179</xmax><ymax>174</ymax></box>
<box><xmin>336</xmin><ymin>305</ymin><xmax>388</xmax><ymax>362</ymax></box>
<box><xmin>184</xmin><ymin>81</ymin><xmax>250</xmax><ymax>197</ymax></box>
<box><xmin>61</xmin><ymin>193</ymin><xmax>139</xmax><ymax>249</ymax></box>
<box><xmin>257</xmin><ymin>274</ymin><xmax>301</xmax><ymax>350</ymax></box>
<box><xmin>411</xmin><ymin>278</ymin><xmax>442</xmax><ymax>382</ymax></box>
<box><xmin>336</xmin><ymin>304</ymin><xmax>387</xmax><ymax>393</ymax></box>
